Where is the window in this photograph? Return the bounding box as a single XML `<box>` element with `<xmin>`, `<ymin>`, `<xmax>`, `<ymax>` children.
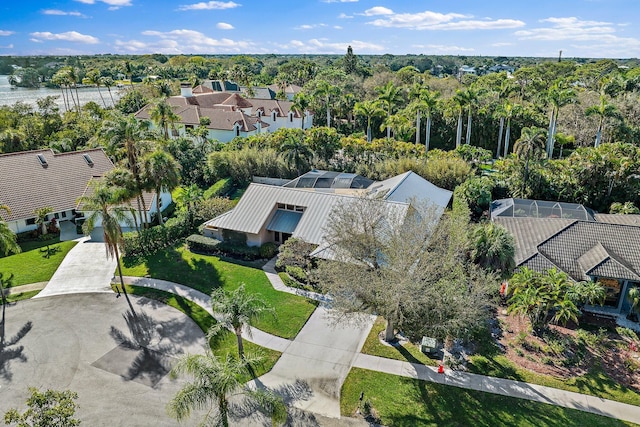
<box><xmin>272</xmin><ymin>111</ymin><xmax>277</xmax><ymax>121</ymax></box>
<box><xmin>235</xmin><ymin>126</ymin><xmax>240</xmax><ymax>137</ymax></box>
<box><xmin>276</xmin><ymin>203</ymin><xmax>306</xmax><ymax>213</ymax></box>
<box><xmin>54</xmin><ymin>212</ymin><xmax>60</xmax><ymax>219</ymax></box>
<box><xmin>61</xmin><ymin>211</ymin><xmax>67</xmax><ymax>218</ymax></box>
<box><xmin>598</xmin><ymin>278</ymin><xmax>623</xmax><ymax>308</ymax></box>
<box><xmin>277</xmin><ymin>203</ymin><xmax>285</xmax><ymax>209</ymax></box>
<box><xmin>37</xmin><ymin>154</ymin><xmax>48</xmax><ymax>166</ymax></box>
<box><xmin>83</xmin><ymin>154</ymin><xmax>94</xmax><ymax>166</ymax></box>
<box><xmin>185</xmin><ymin>124</ymin><xmax>194</xmax><ymax>130</ymax></box>
<box><xmin>289</xmin><ymin>112</ymin><xmax>294</xmax><ymax>123</ymax></box>
<box><xmin>26</xmin><ymin>218</ymin><xmax>36</xmax><ymax>225</ymax></box>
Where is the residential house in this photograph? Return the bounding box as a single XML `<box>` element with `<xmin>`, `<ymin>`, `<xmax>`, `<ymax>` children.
<box><xmin>0</xmin><ymin>148</ymin><xmax>170</xmax><ymax>239</ymax></box>
<box><xmin>134</xmin><ymin>84</ymin><xmax>312</xmax><ymax>143</ymax></box>
<box><xmin>492</xmin><ymin>198</ymin><xmax>640</xmax><ymax>317</ymax></box>
<box><xmin>203</xmin><ymin>170</ymin><xmax>452</xmax><ymax>253</ymax></box>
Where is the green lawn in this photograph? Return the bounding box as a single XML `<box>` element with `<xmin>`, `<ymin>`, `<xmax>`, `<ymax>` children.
<box><xmin>120</xmin><ymin>245</ymin><xmax>317</xmax><ymax>339</ymax></box>
<box><xmin>0</xmin><ymin>240</ymin><xmax>77</xmax><ymax>286</ymax></box>
<box><xmin>361</xmin><ymin>317</ymin><xmax>438</xmax><ymax>366</ymax></box>
<box><xmin>341</xmin><ymin>368</ymin><xmax>637</xmax><ymax>427</ymax></box>
<box><xmin>1</xmin><ymin>290</ymin><xmax>41</xmax><ymax>304</ymax></box>
<box><xmin>121</xmin><ymin>285</ymin><xmax>280</xmax><ymax>381</ymax></box>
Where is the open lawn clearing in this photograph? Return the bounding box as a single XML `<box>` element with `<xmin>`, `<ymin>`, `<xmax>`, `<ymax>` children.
<box><xmin>1</xmin><ymin>289</ymin><xmax>41</xmax><ymax>304</ymax></box>
<box><xmin>361</xmin><ymin>317</ymin><xmax>438</xmax><ymax>366</ymax></box>
<box><xmin>123</xmin><ymin>285</ymin><xmax>280</xmax><ymax>381</ymax></box>
<box><xmin>341</xmin><ymin>368</ymin><xmax>638</xmax><ymax>427</ymax></box>
<box><xmin>0</xmin><ymin>240</ymin><xmax>76</xmax><ymax>286</ymax></box>
<box><xmin>120</xmin><ymin>245</ymin><xmax>317</xmax><ymax>339</ymax></box>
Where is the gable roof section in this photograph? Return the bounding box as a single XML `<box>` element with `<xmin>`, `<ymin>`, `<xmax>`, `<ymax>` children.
<box><xmin>369</xmin><ymin>171</ymin><xmax>453</xmax><ymax>213</ymax></box>
<box><xmin>205</xmin><ymin>183</ymin><xmax>409</xmax><ymax>245</ymax></box>
<box><xmin>0</xmin><ymin>149</ymin><xmax>114</xmax><ymax>222</ymax></box>
<box><xmin>595</xmin><ymin>214</ymin><xmax>640</xmax><ymax>226</ymax></box>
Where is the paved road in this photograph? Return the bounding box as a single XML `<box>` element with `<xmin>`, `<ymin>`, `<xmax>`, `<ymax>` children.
<box><xmin>0</xmin><ymin>293</ymin><xmax>208</xmax><ymax>426</ymax></box>
<box><xmin>35</xmin><ymin>238</ymin><xmax>116</xmax><ymax>298</ymax></box>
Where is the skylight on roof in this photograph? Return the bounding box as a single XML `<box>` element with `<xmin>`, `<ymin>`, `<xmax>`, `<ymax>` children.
<box><xmin>37</xmin><ymin>154</ymin><xmax>48</xmax><ymax>166</ymax></box>
<box><xmin>83</xmin><ymin>154</ymin><xmax>94</xmax><ymax>166</ymax></box>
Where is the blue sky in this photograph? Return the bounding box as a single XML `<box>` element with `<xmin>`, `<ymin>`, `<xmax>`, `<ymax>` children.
<box><xmin>0</xmin><ymin>0</ymin><xmax>639</xmax><ymax>58</ymax></box>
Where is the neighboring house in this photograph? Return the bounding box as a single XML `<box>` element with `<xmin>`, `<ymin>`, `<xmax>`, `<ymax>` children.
<box><xmin>492</xmin><ymin>198</ymin><xmax>640</xmax><ymax>317</ymax></box>
<box><xmin>203</xmin><ymin>170</ymin><xmax>452</xmax><ymax>253</ymax></box>
<box><xmin>458</xmin><ymin>65</ymin><xmax>476</xmax><ymax>80</ymax></box>
<box><xmin>134</xmin><ymin>84</ymin><xmax>312</xmax><ymax>143</ymax></box>
<box><xmin>0</xmin><ymin>148</ymin><xmax>170</xmax><ymax>237</ymax></box>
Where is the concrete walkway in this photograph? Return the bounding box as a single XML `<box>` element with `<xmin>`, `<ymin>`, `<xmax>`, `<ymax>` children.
<box><xmin>35</xmin><ymin>237</ymin><xmax>116</xmax><ymax>298</ymax></box>
<box><xmin>352</xmin><ymin>354</ymin><xmax>640</xmax><ymax>424</ymax></box>
<box><xmin>262</xmin><ymin>258</ymin><xmax>331</xmax><ymax>304</ymax></box>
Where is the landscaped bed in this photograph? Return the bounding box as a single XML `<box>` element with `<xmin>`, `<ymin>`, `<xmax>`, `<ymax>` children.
<box><xmin>341</xmin><ymin>368</ymin><xmax>637</xmax><ymax>427</ymax></box>
<box><xmin>119</xmin><ymin>244</ymin><xmax>317</xmax><ymax>339</ymax></box>
<box><xmin>0</xmin><ymin>240</ymin><xmax>77</xmax><ymax>286</ymax></box>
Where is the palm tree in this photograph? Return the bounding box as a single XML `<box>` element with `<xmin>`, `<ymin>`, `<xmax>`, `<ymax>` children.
<box><xmin>149</xmin><ymin>99</ymin><xmax>180</xmax><ymax>139</ymax></box>
<box><xmin>546</xmin><ymin>83</ymin><xmax>576</xmax><ymax>157</ymax></box>
<box><xmin>313</xmin><ymin>80</ymin><xmax>339</xmax><ymax>127</ymax></box>
<box><xmin>0</xmin><ymin>205</ymin><xmax>20</xmax><ymax>257</ymax></box>
<box><xmin>380</xmin><ymin>113</ymin><xmax>411</xmax><ymax>141</ymax></box>
<box><xmin>34</xmin><ymin>207</ymin><xmax>53</xmax><ymax>236</ymax></box>
<box><xmin>413</xmin><ymin>89</ymin><xmax>440</xmax><ymax>152</ymax></box>
<box><xmin>101</xmin><ymin>77</ymin><xmax>116</xmax><ymax>106</ymax></box>
<box><xmin>454</xmin><ymin>87</ymin><xmax>480</xmax><ymax>146</ymax></box>
<box><xmin>353</xmin><ymin>100</ymin><xmax>384</xmax><ymax>143</ymax></box>
<box><xmin>470</xmin><ymin>222</ymin><xmax>515</xmax><ymax>276</ymax></box>
<box><xmin>51</xmin><ymin>70</ymin><xmax>70</xmax><ymax>112</ymax></box>
<box><xmin>79</xmin><ymin>184</ymin><xmax>132</xmax><ymax>297</ymax></box>
<box><xmin>142</xmin><ymin>150</ymin><xmax>181</xmax><ymax>225</ymax></box>
<box><xmin>554</xmin><ymin>132</ymin><xmax>575</xmax><ymax>160</ymax></box>
<box><xmin>168</xmin><ymin>352</ymin><xmax>286</xmax><ymax>427</ymax></box>
<box><xmin>175</xmin><ymin>184</ymin><xmax>203</xmax><ymax>227</ymax></box>
<box><xmin>208</xmin><ymin>284</ymin><xmax>274</xmax><ymax>359</ymax></box>
<box><xmin>290</xmin><ymin>92</ymin><xmax>310</xmax><ymax>130</ymax></box>
<box><xmin>495</xmin><ymin>101</ymin><xmax>518</xmax><ymax>158</ymax></box>
<box><xmin>451</xmin><ymin>90</ymin><xmax>467</xmax><ymax>148</ymax></box>
<box><xmin>513</xmin><ymin>127</ymin><xmax>546</xmax><ymax>195</ymax></box>
<box><xmin>585</xmin><ymin>94</ymin><xmax>620</xmax><ymax>147</ymax></box>
<box><xmin>279</xmin><ymin>135</ymin><xmax>312</xmax><ymax>176</ymax></box>
<box><xmin>86</xmin><ymin>69</ymin><xmax>107</xmax><ymax>108</ymax></box>
<box><xmin>376</xmin><ymin>81</ymin><xmax>404</xmax><ymax>139</ymax></box>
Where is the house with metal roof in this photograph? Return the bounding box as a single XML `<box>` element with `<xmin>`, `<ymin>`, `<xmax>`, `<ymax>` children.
<box><xmin>203</xmin><ymin>170</ymin><xmax>452</xmax><ymax>250</ymax></box>
<box><xmin>134</xmin><ymin>84</ymin><xmax>312</xmax><ymax>143</ymax></box>
<box><xmin>0</xmin><ymin>148</ymin><xmax>171</xmax><ymax>239</ymax></box>
<box><xmin>492</xmin><ymin>198</ymin><xmax>640</xmax><ymax>317</ymax></box>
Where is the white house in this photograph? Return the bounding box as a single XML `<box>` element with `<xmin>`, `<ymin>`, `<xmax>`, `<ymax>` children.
<box><xmin>203</xmin><ymin>170</ymin><xmax>452</xmax><ymax>250</ymax></box>
<box><xmin>0</xmin><ymin>148</ymin><xmax>171</xmax><ymax>238</ymax></box>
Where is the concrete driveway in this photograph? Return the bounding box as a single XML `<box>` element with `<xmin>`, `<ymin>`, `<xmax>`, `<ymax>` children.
<box><xmin>0</xmin><ymin>293</ymin><xmax>207</xmax><ymax>426</ymax></box>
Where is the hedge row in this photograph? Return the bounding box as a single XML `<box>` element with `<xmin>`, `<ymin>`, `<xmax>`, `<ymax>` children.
<box><xmin>203</xmin><ymin>178</ymin><xmax>234</xmax><ymax>199</ymax></box>
<box><xmin>185</xmin><ymin>234</ymin><xmax>277</xmax><ymax>261</ymax></box>
<box><xmin>122</xmin><ymin>215</ymin><xmax>192</xmax><ymax>258</ymax></box>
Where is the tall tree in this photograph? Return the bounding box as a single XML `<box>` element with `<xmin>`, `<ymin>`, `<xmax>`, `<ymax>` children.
<box><xmin>208</xmin><ymin>284</ymin><xmax>274</xmax><ymax>359</ymax></box>
<box><xmin>33</xmin><ymin>207</ymin><xmax>53</xmax><ymax>236</ymax></box>
<box><xmin>585</xmin><ymin>94</ymin><xmax>620</xmax><ymax>147</ymax></box>
<box><xmin>313</xmin><ymin>80</ymin><xmax>339</xmax><ymax>127</ymax></box>
<box><xmin>469</xmin><ymin>222</ymin><xmax>515</xmax><ymax>276</ymax></box>
<box><xmin>79</xmin><ymin>184</ymin><xmax>132</xmax><ymax>298</ymax></box>
<box><xmin>513</xmin><ymin>127</ymin><xmax>546</xmax><ymax>196</ymax></box>
<box><xmin>4</xmin><ymin>388</ymin><xmax>80</xmax><ymax>427</ymax></box>
<box><xmin>410</xmin><ymin>89</ymin><xmax>440</xmax><ymax>152</ymax></box>
<box><xmin>279</xmin><ymin>135</ymin><xmax>312</xmax><ymax>176</ymax></box>
<box><xmin>149</xmin><ymin>99</ymin><xmax>180</xmax><ymax>139</ymax></box>
<box><xmin>101</xmin><ymin>76</ymin><xmax>116</xmax><ymax>106</ymax></box>
<box><xmin>353</xmin><ymin>100</ymin><xmax>384</xmax><ymax>143</ymax></box>
<box><xmin>142</xmin><ymin>150</ymin><xmax>181</xmax><ymax>225</ymax></box>
<box><xmin>376</xmin><ymin>81</ymin><xmax>404</xmax><ymax>139</ymax></box>
<box><xmin>168</xmin><ymin>352</ymin><xmax>286</xmax><ymax>427</ymax></box>
<box><xmin>0</xmin><ymin>205</ymin><xmax>20</xmax><ymax>257</ymax></box>
<box><xmin>545</xmin><ymin>83</ymin><xmax>576</xmax><ymax>158</ymax></box>
<box><xmin>290</xmin><ymin>92</ymin><xmax>310</xmax><ymax>130</ymax></box>
<box><xmin>86</xmin><ymin>69</ymin><xmax>107</xmax><ymax>108</ymax></box>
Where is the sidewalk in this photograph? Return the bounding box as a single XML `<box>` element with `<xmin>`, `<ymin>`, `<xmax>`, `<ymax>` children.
<box><xmin>1</xmin><ymin>282</ymin><xmax>47</xmax><ymax>296</ymax></box>
<box><xmin>353</xmin><ymin>353</ymin><xmax>640</xmax><ymax>425</ymax></box>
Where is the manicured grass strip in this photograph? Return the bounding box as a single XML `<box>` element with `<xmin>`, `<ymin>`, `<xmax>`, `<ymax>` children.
<box><xmin>0</xmin><ymin>241</ymin><xmax>77</xmax><ymax>286</ymax></box>
<box><xmin>469</xmin><ymin>351</ymin><xmax>640</xmax><ymax>407</ymax></box>
<box><xmin>1</xmin><ymin>290</ymin><xmax>41</xmax><ymax>304</ymax></box>
<box><xmin>121</xmin><ymin>285</ymin><xmax>280</xmax><ymax>380</ymax></box>
<box><xmin>341</xmin><ymin>368</ymin><xmax>637</xmax><ymax>427</ymax></box>
<box><xmin>361</xmin><ymin>317</ymin><xmax>438</xmax><ymax>367</ymax></box>
<box><xmin>120</xmin><ymin>245</ymin><xmax>317</xmax><ymax>339</ymax></box>
<box><xmin>19</xmin><ymin>236</ymin><xmax>61</xmax><ymax>253</ymax></box>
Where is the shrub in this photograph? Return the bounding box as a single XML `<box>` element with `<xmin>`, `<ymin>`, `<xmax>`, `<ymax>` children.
<box><xmin>185</xmin><ymin>234</ymin><xmax>221</xmax><ymax>253</ymax></box>
<box><xmin>203</xmin><ymin>178</ymin><xmax>234</xmax><ymax>199</ymax></box>
<box><xmin>275</xmin><ymin>238</ymin><xmax>317</xmax><ymax>270</ymax></box>
<box><xmin>285</xmin><ymin>265</ymin><xmax>307</xmax><ymax>283</ymax></box>
<box><xmin>217</xmin><ymin>242</ymin><xmax>261</xmax><ymax>260</ymax></box>
<box><xmin>192</xmin><ymin>197</ymin><xmax>236</xmax><ymax>225</ymax></box>
<box><xmin>259</xmin><ymin>242</ymin><xmax>277</xmax><ymax>259</ymax></box>
<box><xmin>122</xmin><ymin>214</ymin><xmax>192</xmax><ymax>258</ymax></box>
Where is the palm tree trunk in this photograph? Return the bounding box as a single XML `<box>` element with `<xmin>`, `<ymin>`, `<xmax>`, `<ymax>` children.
<box><xmin>550</xmin><ymin>114</ymin><xmax>559</xmax><ymax>158</ymax></box>
<box><xmin>386</xmin><ymin>107</ymin><xmax>391</xmax><ymax>139</ymax></box>
<box><xmin>97</xmin><ymin>85</ymin><xmax>107</xmax><ymax>108</ymax></box>
<box><xmin>326</xmin><ymin>98</ymin><xmax>330</xmax><ymax>127</ymax></box>
<box><xmin>156</xmin><ymin>188</ymin><xmax>163</xmax><ymax>225</ymax></box>
<box><xmin>219</xmin><ymin>395</ymin><xmax>229</xmax><ymax>427</ymax></box>
<box><xmin>456</xmin><ymin>113</ymin><xmax>463</xmax><ymax>148</ymax></box>
<box><xmin>425</xmin><ymin>115</ymin><xmax>431</xmax><ymax>153</ymax></box>
<box><xmin>546</xmin><ymin>108</ymin><xmax>556</xmax><ymax>157</ymax></box>
<box><xmin>107</xmin><ymin>86</ymin><xmax>115</xmax><ymax>106</ymax></box>
<box><xmin>415</xmin><ymin>110</ymin><xmax>421</xmax><ymax>145</ymax></box>
<box><xmin>465</xmin><ymin>110</ymin><xmax>472</xmax><ymax>145</ymax></box>
<box><xmin>74</xmin><ymin>83</ymin><xmax>80</xmax><ymax>112</ymax></box>
<box><xmin>595</xmin><ymin>121</ymin><xmax>603</xmax><ymax>147</ymax></box>
<box><xmin>366</xmin><ymin>122</ymin><xmax>372</xmax><ymax>143</ymax></box>
<box><xmin>60</xmin><ymin>87</ymin><xmax>69</xmax><ymax>112</ymax></box>
<box><xmin>504</xmin><ymin>122</ymin><xmax>511</xmax><ymax>157</ymax></box>
<box><xmin>497</xmin><ymin>117</ymin><xmax>504</xmax><ymax>158</ymax></box>
<box><xmin>235</xmin><ymin>329</ymin><xmax>245</xmax><ymax>359</ymax></box>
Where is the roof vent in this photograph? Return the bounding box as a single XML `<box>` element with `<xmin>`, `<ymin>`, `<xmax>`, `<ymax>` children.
<box><xmin>83</xmin><ymin>154</ymin><xmax>94</xmax><ymax>166</ymax></box>
<box><xmin>37</xmin><ymin>154</ymin><xmax>48</xmax><ymax>167</ymax></box>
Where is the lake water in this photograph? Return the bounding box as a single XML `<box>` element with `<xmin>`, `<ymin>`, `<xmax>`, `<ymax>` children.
<box><xmin>0</xmin><ymin>75</ymin><xmax>122</xmax><ymax>111</ymax></box>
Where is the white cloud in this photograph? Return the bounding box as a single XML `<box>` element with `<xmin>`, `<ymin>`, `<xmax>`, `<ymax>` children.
<box><xmin>275</xmin><ymin>38</ymin><xmax>384</xmax><ymax>53</ymax></box>
<box><xmin>338</xmin><ymin>13</ymin><xmax>353</xmax><ymax>19</ymax></box>
<box><xmin>120</xmin><ymin>29</ymin><xmax>253</xmax><ymax>54</ymax></box>
<box><xmin>323</xmin><ymin>0</ymin><xmax>358</xmax><ymax>3</ymax></box>
<box><xmin>74</xmin><ymin>0</ymin><xmax>132</xmax><ymax>8</ymax></box>
<box><xmin>367</xmin><ymin>9</ymin><xmax>524</xmax><ymax>31</ymax></box>
<box><xmin>334</xmin><ymin>25</ymin><xmax>343</xmax><ymax>30</ymax></box>
<box><xmin>216</xmin><ymin>22</ymin><xmax>234</xmax><ymax>30</ymax></box>
<box><xmin>492</xmin><ymin>42</ymin><xmax>514</xmax><ymax>47</ymax></box>
<box><xmin>178</xmin><ymin>1</ymin><xmax>240</xmax><ymax>11</ymax></box>
<box><xmin>412</xmin><ymin>43</ymin><xmax>474</xmax><ymax>53</ymax></box>
<box><xmin>363</xmin><ymin>6</ymin><xmax>393</xmax><ymax>16</ymax></box>
<box><xmin>294</xmin><ymin>23</ymin><xmax>327</xmax><ymax>30</ymax></box>
<box><xmin>515</xmin><ymin>17</ymin><xmax>616</xmax><ymax>41</ymax></box>
<box><xmin>0</xmin><ymin>44</ymin><xmax>13</xmax><ymax>49</ymax></box>
<box><xmin>42</xmin><ymin>9</ymin><xmax>86</xmax><ymax>17</ymax></box>
<box><xmin>0</xmin><ymin>30</ymin><xmax>14</xmax><ymax>36</ymax></box>
<box><xmin>30</xmin><ymin>31</ymin><xmax>99</xmax><ymax>44</ymax></box>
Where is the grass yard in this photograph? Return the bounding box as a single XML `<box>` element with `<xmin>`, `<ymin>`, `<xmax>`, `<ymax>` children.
<box><xmin>120</xmin><ymin>245</ymin><xmax>317</xmax><ymax>339</ymax></box>
<box><xmin>122</xmin><ymin>285</ymin><xmax>280</xmax><ymax>381</ymax></box>
<box><xmin>1</xmin><ymin>290</ymin><xmax>41</xmax><ymax>304</ymax></box>
<box><xmin>361</xmin><ymin>317</ymin><xmax>438</xmax><ymax>367</ymax></box>
<box><xmin>0</xmin><ymin>240</ymin><xmax>77</xmax><ymax>286</ymax></box>
<box><xmin>341</xmin><ymin>368</ymin><xmax>637</xmax><ymax>427</ymax></box>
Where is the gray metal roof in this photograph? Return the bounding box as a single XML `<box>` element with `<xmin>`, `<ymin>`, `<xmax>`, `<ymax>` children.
<box><xmin>266</xmin><ymin>210</ymin><xmax>302</xmax><ymax>234</ymax></box>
